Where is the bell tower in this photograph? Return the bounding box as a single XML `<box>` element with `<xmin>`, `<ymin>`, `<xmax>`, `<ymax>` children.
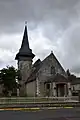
<box><xmin>15</xmin><ymin>23</ymin><xmax>35</xmax><ymax>96</ymax></box>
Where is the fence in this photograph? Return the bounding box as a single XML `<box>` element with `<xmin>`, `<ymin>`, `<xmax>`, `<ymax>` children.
<box><xmin>0</xmin><ymin>96</ymin><xmax>78</xmax><ymax>105</ymax></box>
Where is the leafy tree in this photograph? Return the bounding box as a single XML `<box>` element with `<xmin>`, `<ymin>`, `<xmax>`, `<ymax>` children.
<box><xmin>0</xmin><ymin>66</ymin><xmax>20</xmax><ymax>96</ymax></box>
<box><xmin>16</xmin><ymin>69</ymin><xmax>22</xmax><ymax>81</ymax></box>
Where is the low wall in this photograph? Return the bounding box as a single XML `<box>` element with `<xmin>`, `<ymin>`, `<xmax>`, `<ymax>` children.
<box><xmin>0</xmin><ymin>96</ymin><xmax>78</xmax><ymax>104</ymax></box>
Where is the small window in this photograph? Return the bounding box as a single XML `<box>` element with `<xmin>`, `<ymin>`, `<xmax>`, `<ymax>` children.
<box><xmin>46</xmin><ymin>83</ymin><xmax>50</xmax><ymax>89</ymax></box>
<box><xmin>51</xmin><ymin>66</ymin><xmax>55</xmax><ymax>74</ymax></box>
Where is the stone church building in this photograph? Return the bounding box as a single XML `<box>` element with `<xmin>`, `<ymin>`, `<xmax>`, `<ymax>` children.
<box><xmin>15</xmin><ymin>24</ymin><xmax>80</xmax><ymax>97</ymax></box>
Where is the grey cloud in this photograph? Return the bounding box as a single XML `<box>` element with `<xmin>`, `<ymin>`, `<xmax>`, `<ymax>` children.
<box><xmin>0</xmin><ymin>0</ymin><xmax>79</xmax><ymax>33</ymax></box>
<box><xmin>71</xmin><ymin>66</ymin><xmax>80</xmax><ymax>74</ymax></box>
<box><xmin>0</xmin><ymin>0</ymin><xmax>80</xmax><ymax>75</ymax></box>
<box><xmin>60</xmin><ymin>25</ymin><xmax>80</xmax><ymax>73</ymax></box>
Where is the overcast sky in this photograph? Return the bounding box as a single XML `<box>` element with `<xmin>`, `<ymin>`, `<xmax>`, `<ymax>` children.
<box><xmin>0</xmin><ymin>0</ymin><xmax>80</xmax><ymax>76</ymax></box>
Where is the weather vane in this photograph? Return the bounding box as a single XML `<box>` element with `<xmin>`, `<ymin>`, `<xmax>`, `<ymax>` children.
<box><xmin>25</xmin><ymin>21</ymin><xmax>27</xmax><ymax>25</ymax></box>
<box><xmin>51</xmin><ymin>51</ymin><xmax>53</xmax><ymax>53</ymax></box>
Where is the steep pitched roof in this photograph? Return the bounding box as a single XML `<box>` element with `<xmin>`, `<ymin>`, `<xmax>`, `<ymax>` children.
<box><xmin>15</xmin><ymin>25</ymin><xmax>35</xmax><ymax>60</ymax></box>
<box><xmin>25</xmin><ymin>59</ymin><xmax>42</xmax><ymax>84</ymax></box>
<box><xmin>33</xmin><ymin>59</ymin><xmax>42</xmax><ymax>68</ymax></box>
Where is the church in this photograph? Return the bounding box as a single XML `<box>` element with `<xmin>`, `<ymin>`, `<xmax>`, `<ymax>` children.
<box><xmin>15</xmin><ymin>23</ymin><xmax>80</xmax><ymax>97</ymax></box>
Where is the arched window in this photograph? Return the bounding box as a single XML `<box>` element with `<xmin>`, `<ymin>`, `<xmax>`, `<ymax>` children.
<box><xmin>51</xmin><ymin>66</ymin><xmax>55</xmax><ymax>74</ymax></box>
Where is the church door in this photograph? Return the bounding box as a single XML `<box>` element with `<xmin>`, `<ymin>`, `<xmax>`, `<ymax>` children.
<box><xmin>56</xmin><ymin>84</ymin><xmax>65</xmax><ymax>97</ymax></box>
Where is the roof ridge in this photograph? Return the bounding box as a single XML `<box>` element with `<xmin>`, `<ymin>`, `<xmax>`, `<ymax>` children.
<box><xmin>42</xmin><ymin>52</ymin><xmax>65</xmax><ymax>74</ymax></box>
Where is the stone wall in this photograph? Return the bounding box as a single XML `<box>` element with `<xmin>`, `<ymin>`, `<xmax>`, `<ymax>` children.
<box><xmin>39</xmin><ymin>82</ymin><xmax>45</xmax><ymax>96</ymax></box>
<box><xmin>38</xmin><ymin>53</ymin><xmax>66</xmax><ymax>83</ymax></box>
<box><xmin>18</xmin><ymin>60</ymin><xmax>32</xmax><ymax>81</ymax></box>
<box><xmin>26</xmin><ymin>81</ymin><xmax>36</xmax><ymax>97</ymax></box>
<box><xmin>18</xmin><ymin>60</ymin><xmax>32</xmax><ymax>96</ymax></box>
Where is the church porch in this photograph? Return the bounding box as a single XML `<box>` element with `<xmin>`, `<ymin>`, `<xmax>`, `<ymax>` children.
<box><xmin>44</xmin><ymin>82</ymin><xmax>72</xmax><ymax>97</ymax></box>
<box><xmin>44</xmin><ymin>73</ymin><xmax>72</xmax><ymax>97</ymax></box>
<box><xmin>56</xmin><ymin>83</ymin><xmax>68</xmax><ymax>97</ymax></box>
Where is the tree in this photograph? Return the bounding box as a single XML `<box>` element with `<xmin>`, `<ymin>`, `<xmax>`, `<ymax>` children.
<box><xmin>0</xmin><ymin>66</ymin><xmax>19</xmax><ymax>96</ymax></box>
<box><xmin>16</xmin><ymin>69</ymin><xmax>22</xmax><ymax>81</ymax></box>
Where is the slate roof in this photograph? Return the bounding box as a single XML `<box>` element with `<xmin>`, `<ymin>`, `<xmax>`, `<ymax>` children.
<box><xmin>33</xmin><ymin>59</ymin><xmax>42</xmax><ymax>68</ymax></box>
<box><xmin>25</xmin><ymin>59</ymin><xmax>42</xmax><ymax>84</ymax></box>
<box><xmin>44</xmin><ymin>73</ymin><xmax>68</xmax><ymax>84</ymax></box>
<box><xmin>71</xmin><ymin>77</ymin><xmax>80</xmax><ymax>85</ymax></box>
<box><xmin>15</xmin><ymin>25</ymin><xmax>35</xmax><ymax>60</ymax></box>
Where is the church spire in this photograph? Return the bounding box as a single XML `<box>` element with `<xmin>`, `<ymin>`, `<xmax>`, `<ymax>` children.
<box><xmin>20</xmin><ymin>22</ymin><xmax>29</xmax><ymax>50</ymax></box>
<box><xmin>15</xmin><ymin>22</ymin><xmax>35</xmax><ymax>60</ymax></box>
